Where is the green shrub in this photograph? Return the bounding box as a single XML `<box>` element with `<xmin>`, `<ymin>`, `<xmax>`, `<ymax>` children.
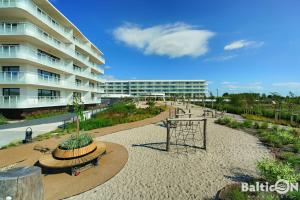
<box><xmin>259</xmin><ymin>130</ymin><xmax>295</xmax><ymax>147</ymax></box>
<box><xmin>286</xmin><ymin>190</ymin><xmax>300</xmax><ymax>200</ymax></box>
<box><xmin>229</xmin><ymin>120</ymin><xmax>241</xmax><ymax>129</ymax></box>
<box><xmin>146</xmin><ymin>100</ymin><xmax>155</xmax><ymax>108</ymax></box>
<box><xmin>256</xmin><ymin>192</ymin><xmax>279</xmax><ymax>200</ymax></box>
<box><xmin>223</xmin><ymin>187</ymin><xmax>248</xmax><ymax>200</ymax></box>
<box><xmin>0</xmin><ymin>114</ymin><xmax>8</xmax><ymax>125</ymax></box>
<box><xmin>293</xmin><ymin>141</ymin><xmax>300</xmax><ymax>153</ymax></box>
<box><xmin>215</xmin><ymin>116</ymin><xmax>232</xmax><ymax>125</ymax></box>
<box><xmin>79</xmin><ymin>118</ymin><xmax>114</xmax><ymax>131</ymax></box>
<box><xmin>260</xmin><ymin>122</ymin><xmax>269</xmax><ymax>129</ymax></box>
<box><xmin>60</xmin><ymin>133</ymin><xmax>93</xmax><ymax>150</ymax></box>
<box><xmin>257</xmin><ymin>159</ymin><xmax>300</xmax><ymax>183</ymax></box>
<box><xmin>280</xmin><ymin>152</ymin><xmax>300</xmax><ymax>167</ymax></box>
<box><xmin>242</xmin><ymin>120</ymin><xmax>253</xmax><ymax>128</ymax></box>
<box><xmin>254</xmin><ymin>122</ymin><xmax>260</xmax><ymax>129</ymax></box>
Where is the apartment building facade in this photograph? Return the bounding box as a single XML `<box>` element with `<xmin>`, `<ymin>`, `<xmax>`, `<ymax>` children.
<box><xmin>0</xmin><ymin>0</ymin><xmax>105</xmax><ymax>115</ymax></box>
<box><xmin>102</xmin><ymin>80</ymin><xmax>208</xmax><ymax>98</ymax></box>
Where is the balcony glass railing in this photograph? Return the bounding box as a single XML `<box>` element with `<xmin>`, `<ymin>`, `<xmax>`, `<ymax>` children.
<box><xmin>0</xmin><ymin>95</ymin><xmax>101</xmax><ymax>108</ymax></box>
<box><xmin>0</xmin><ymin>22</ymin><xmax>73</xmax><ymax>55</ymax></box>
<box><xmin>0</xmin><ymin>71</ymin><xmax>101</xmax><ymax>93</ymax></box>
<box><xmin>0</xmin><ymin>45</ymin><xmax>104</xmax><ymax>83</ymax></box>
<box><xmin>0</xmin><ymin>0</ymin><xmax>72</xmax><ymax>40</ymax></box>
<box><xmin>73</xmin><ymin>37</ymin><xmax>105</xmax><ymax>64</ymax></box>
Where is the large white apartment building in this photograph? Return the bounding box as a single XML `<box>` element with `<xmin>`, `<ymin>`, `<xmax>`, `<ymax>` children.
<box><xmin>0</xmin><ymin>0</ymin><xmax>105</xmax><ymax>114</ymax></box>
<box><xmin>102</xmin><ymin>80</ymin><xmax>208</xmax><ymax>98</ymax></box>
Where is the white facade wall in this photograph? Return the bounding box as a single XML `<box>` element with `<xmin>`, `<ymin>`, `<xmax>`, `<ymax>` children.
<box><xmin>0</xmin><ymin>0</ymin><xmax>105</xmax><ymax>109</ymax></box>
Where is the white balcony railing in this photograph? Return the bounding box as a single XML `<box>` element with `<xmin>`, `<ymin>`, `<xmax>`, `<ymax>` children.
<box><xmin>0</xmin><ymin>71</ymin><xmax>103</xmax><ymax>93</ymax></box>
<box><xmin>0</xmin><ymin>22</ymin><xmax>74</xmax><ymax>55</ymax></box>
<box><xmin>0</xmin><ymin>95</ymin><xmax>102</xmax><ymax>108</ymax></box>
<box><xmin>0</xmin><ymin>0</ymin><xmax>73</xmax><ymax>41</ymax></box>
<box><xmin>0</xmin><ymin>45</ymin><xmax>104</xmax><ymax>83</ymax></box>
<box><xmin>73</xmin><ymin>36</ymin><xmax>105</xmax><ymax>64</ymax></box>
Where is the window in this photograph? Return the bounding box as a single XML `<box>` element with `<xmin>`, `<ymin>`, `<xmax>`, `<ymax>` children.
<box><xmin>37</xmin><ymin>49</ymin><xmax>60</xmax><ymax>62</ymax></box>
<box><xmin>75</xmin><ymin>79</ymin><xmax>82</xmax><ymax>86</ymax></box>
<box><xmin>73</xmin><ymin>92</ymin><xmax>81</xmax><ymax>99</ymax></box>
<box><xmin>38</xmin><ymin>89</ymin><xmax>60</xmax><ymax>97</ymax></box>
<box><xmin>73</xmin><ymin>65</ymin><xmax>82</xmax><ymax>72</ymax></box>
<box><xmin>3</xmin><ymin>88</ymin><xmax>20</xmax><ymax>96</ymax></box>
<box><xmin>89</xmin><ymin>82</ymin><xmax>95</xmax><ymax>88</ymax></box>
<box><xmin>37</xmin><ymin>69</ymin><xmax>60</xmax><ymax>80</ymax></box>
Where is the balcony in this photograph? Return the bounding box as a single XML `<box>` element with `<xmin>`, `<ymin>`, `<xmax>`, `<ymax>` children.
<box><xmin>0</xmin><ymin>45</ymin><xmax>104</xmax><ymax>83</ymax></box>
<box><xmin>0</xmin><ymin>95</ymin><xmax>102</xmax><ymax>108</ymax></box>
<box><xmin>0</xmin><ymin>95</ymin><xmax>68</xmax><ymax>108</ymax></box>
<box><xmin>73</xmin><ymin>37</ymin><xmax>105</xmax><ymax>64</ymax></box>
<box><xmin>0</xmin><ymin>71</ymin><xmax>102</xmax><ymax>93</ymax></box>
<box><xmin>0</xmin><ymin>22</ymin><xmax>74</xmax><ymax>56</ymax></box>
<box><xmin>0</xmin><ymin>0</ymin><xmax>73</xmax><ymax>41</ymax></box>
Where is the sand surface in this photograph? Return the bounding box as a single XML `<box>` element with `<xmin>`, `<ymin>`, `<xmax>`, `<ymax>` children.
<box><xmin>69</xmin><ymin>105</ymin><xmax>272</xmax><ymax>200</ymax></box>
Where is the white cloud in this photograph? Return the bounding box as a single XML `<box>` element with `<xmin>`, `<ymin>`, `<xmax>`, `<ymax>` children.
<box><xmin>222</xmin><ymin>82</ymin><xmax>263</xmax><ymax>91</ymax></box>
<box><xmin>272</xmin><ymin>82</ymin><xmax>300</xmax><ymax>89</ymax></box>
<box><xmin>224</xmin><ymin>40</ymin><xmax>264</xmax><ymax>50</ymax></box>
<box><xmin>113</xmin><ymin>22</ymin><xmax>215</xmax><ymax>58</ymax></box>
<box><xmin>204</xmin><ymin>54</ymin><xmax>237</xmax><ymax>62</ymax></box>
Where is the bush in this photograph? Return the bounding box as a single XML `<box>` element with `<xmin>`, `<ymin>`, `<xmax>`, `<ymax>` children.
<box><xmin>293</xmin><ymin>141</ymin><xmax>300</xmax><ymax>153</ymax></box>
<box><xmin>259</xmin><ymin>130</ymin><xmax>295</xmax><ymax>147</ymax></box>
<box><xmin>146</xmin><ymin>100</ymin><xmax>155</xmax><ymax>108</ymax></box>
<box><xmin>242</xmin><ymin>120</ymin><xmax>253</xmax><ymax>128</ymax></box>
<box><xmin>257</xmin><ymin>159</ymin><xmax>300</xmax><ymax>183</ymax></box>
<box><xmin>286</xmin><ymin>190</ymin><xmax>300</xmax><ymax>200</ymax></box>
<box><xmin>222</xmin><ymin>187</ymin><xmax>248</xmax><ymax>200</ymax></box>
<box><xmin>229</xmin><ymin>120</ymin><xmax>241</xmax><ymax>129</ymax></box>
<box><xmin>256</xmin><ymin>192</ymin><xmax>279</xmax><ymax>200</ymax></box>
<box><xmin>79</xmin><ymin>118</ymin><xmax>114</xmax><ymax>131</ymax></box>
<box><xmin>280</xmin><ymin>152</ymin><xmax>300</xmax><ymax>167</ymax></box>
<box><xmin>0</xmin><ymin>114</ymin><xmax>7</xmax><ymax>125</ymax></box>
<box><xmin>215</xmin><ymin>116</ymin><xmax>232</xmax><ymax>125</ymax></box>
<box><xmin>260</xmin><ymin>122</ymin><xmax>269</xmax><ymax>129</ymax></box>
<box><xmin>60</xmin><ymin>133</ymin><xmax>93</xmax><ymax>150</ymax></box>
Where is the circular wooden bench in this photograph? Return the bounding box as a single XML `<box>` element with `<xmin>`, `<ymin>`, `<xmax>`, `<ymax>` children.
<box><xmin>39</xmin><ymin>142</ymin><xmax>106</xmax><ymax>175</ymax></box>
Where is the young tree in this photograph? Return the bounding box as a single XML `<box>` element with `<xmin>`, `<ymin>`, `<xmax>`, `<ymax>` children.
<box><xmin>73</xmin><ymin>96</ymin><xmax>84</xmax><ymax>137</ymax></box>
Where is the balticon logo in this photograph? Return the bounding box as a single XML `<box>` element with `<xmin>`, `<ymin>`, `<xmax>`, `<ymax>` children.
<box><xmin>241</xmin><ymin>179</ymin><xmax>299</xmax><ymax>194</ymax></box>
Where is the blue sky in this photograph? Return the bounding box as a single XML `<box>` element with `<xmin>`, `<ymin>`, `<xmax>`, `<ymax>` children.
<box><xmin>50</xmin><ymin>0</ymin><xmax>300</xmax><ymax>96</ymax></box>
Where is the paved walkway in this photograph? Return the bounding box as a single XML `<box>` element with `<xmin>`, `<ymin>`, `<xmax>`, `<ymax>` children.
<box><xmin>0</xmin><ymin>121</ymin><xmax>64</xmax><ymax>147</ymax></box>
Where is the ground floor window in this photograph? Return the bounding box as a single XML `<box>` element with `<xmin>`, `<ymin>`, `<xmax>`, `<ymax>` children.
<box><xmin>3</xmin><ymin>88</ymin><xmax>20</xmax><ymax>96</ymax></box>
<box><xmin>38</xmin><ymin>89</ymin><xmax>60</xmax><ymax>98</ymax></box>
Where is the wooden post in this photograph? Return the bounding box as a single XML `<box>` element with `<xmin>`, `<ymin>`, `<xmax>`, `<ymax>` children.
<box><xmin>166</xmin><ymin>120</ymin><xmax>170</xmax><ymax>151</ymax></box>
<box><xmin>0</xmin><ymin>166</ymin><xmax>43</xmax><ymax>200</ymax></box>
<box><xmin>203</xmin><ymin>119</ymin><xmax>207</xmax><ymax>151</ymax></box>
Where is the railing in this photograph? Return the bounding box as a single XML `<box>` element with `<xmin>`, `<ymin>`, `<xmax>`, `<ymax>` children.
<box><xmin>73</xmin><ymin>37</ymin><xmax>105</xmax><ymax>64</ymax></box>
<box><xmin>0</xmin><ymin>45</ymin><xmax>104</xmax><ymax>84</ymax></box>
<box><xmin>0</xmin><ymin>22</ymin><xmax>74</xmax><ymax>56</ymax></box>
<box><xmin>0</xmin><ymin>71</ymin><xmax>102</xmax><ymax>93</ymax></box>
<box><xmin>0</xmin><ymin>0</ymin><xmax>72</xmax><ymax>40</ymax></box>
<box><xmin>0</xmin><ymin>95</ymin><xmax>102</xmax><ymax>108</ymax></box>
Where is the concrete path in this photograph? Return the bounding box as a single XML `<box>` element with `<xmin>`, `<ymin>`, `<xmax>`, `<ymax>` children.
<box><xmin>0</xmin><ymin>121</ymin><xmax>64</xmax><ymax>147</ymax></box>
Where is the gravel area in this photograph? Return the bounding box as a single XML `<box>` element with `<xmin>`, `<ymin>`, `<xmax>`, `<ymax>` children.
<box><xmin>68</xmin><ymin>105</ymin><xmax>272</xmax><ymax>200</ymax></box>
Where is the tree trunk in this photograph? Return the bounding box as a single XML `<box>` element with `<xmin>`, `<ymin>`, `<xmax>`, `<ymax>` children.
<box><xmin>0</xmin><ymin>166</ymin><xmax>43</xmax><ymax>200</ymax></box>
